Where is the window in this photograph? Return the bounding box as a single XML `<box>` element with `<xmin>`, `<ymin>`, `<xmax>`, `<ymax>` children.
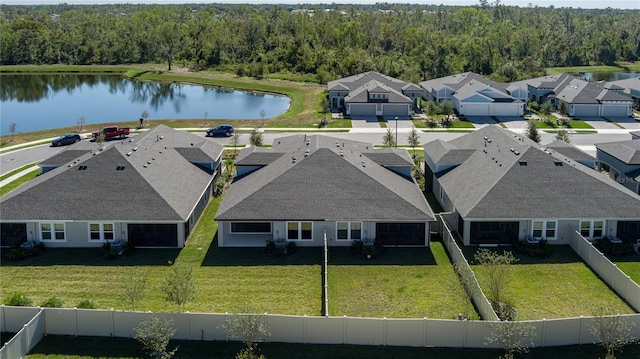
<box><xmin>580</xmin><ymin>220</ymin><xmax>604</xmax><ymax>239</ymax></box>
<box><xmin>336</xmin><ymin>222</ymin><xmax>362</xmax><ymax>241</ymax></box>
<box><xmin>532</xmin><ymin>220</ymin><xmax>556</xmax><ymax>240</ymax></box>
<box><xmin>89</xmin><ymin>223</ymin><xmax>114</xmax><ymax>241</ymax></box>
<box><xmin>41</xmin><ymin>222</ymin><xmax>65</xmax><ymax>241</ymax></box>
<box><xmin>287</xmin><ymin>221</ymin><xmax>313</xmax><ymax>241</ymax></box>
<box><xmin>231</xmin><ymin>222</ymin><xmax>271</xmax><ymax>233</ymax></box>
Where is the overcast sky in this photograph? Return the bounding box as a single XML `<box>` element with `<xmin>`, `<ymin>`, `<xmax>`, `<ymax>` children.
<box><xmin>3</xmin><ymin>0</ymin><xmax>639</xmax><ymax>10</ymax></box>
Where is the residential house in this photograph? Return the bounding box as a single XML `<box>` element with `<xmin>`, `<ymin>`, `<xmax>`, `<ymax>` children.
<box><xmin>0</xmin><ymin>125</ymin><xmax>224</xmax><ymax>248</ymax></box>
<box><xmin>424</xmin><ymin>126</ymin><xmax>640</xmax><ymax>245</ymax></box>
<box><xmin>327</xmin><ymin>72</ymin><xmax>422</xmax><ymax>118</ymax></box>
<box><xmin>604</xmin><ymin>76</ymin><xmax>640</xmax><ymax>106</ymax></box>
<box><xmin>215</xmin><ymin>135</ymin><xmax>434</xmax><ymax>247</ymax></box>
<box><xmin>526</xmin><ymin>73</ymin><xmax>632</xmax><ymax>117</ymax></box>
<box><xmin>420</xmin><ymin>72</ymin><xmax>524</xmax><ymax>117</ymax></box>
<box><xmin>596</xmin><ymin>139</ymin><xmax>640</xmax><ymax>195</ymax></box>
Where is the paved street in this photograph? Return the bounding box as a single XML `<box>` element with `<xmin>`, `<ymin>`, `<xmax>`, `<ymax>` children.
<box><xmin>2</xmin><ymin>123</ymin><xmax>637</xmax><ymax>180</ymax></box>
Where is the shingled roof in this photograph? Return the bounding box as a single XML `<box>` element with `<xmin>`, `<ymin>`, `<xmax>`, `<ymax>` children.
<box><xmin>596</xmin><ymin>140</ymin><xmax>640</xmax><ymax>164</ymax></box>
<box><xmin>215</xmin><ymin>135</ymin><xmax>432</xmax><ymax>222</ymax></box>
<box><xmin>436</xmin><ymin>128</ymin><xmax>640</xmax><ymax>219</ymax></box>
<box><xmin>1</xmin><ymin>125</ymin><xmax>223</xmax><ymax>222</ymax></box>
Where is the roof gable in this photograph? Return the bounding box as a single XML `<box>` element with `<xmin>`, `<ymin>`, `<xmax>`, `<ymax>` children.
<box><xmin>216</xmin><ymin>136</ymin><xmax>433</xmax><ymax>222</ymax></box>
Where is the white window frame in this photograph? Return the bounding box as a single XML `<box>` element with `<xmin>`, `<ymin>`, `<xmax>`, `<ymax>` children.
<box><xmin>532</xmin><ymin>220</ymin><xmax>556</xmax><ymax>240</ymax></box>
<box><xmin>579</xmin><ymin>220</ymin><xmax>605</xmax><ymax>239</ymax></box>
<box><xmin>287</xmin><ymin>221</ymin><xmax>313</xmax><ymax>241</ymax></box>
<box><xmin>40</xmin><ymin>222</ymin><xmax>66</xmax><ymax>242</ymax></box>
<box><xmin>88</xmin><ymin>222</ymin><xmax>115</xmax><ymax>242</ymax></box>
<box><xmin>336</xmin><ymin>221</ymin><xmax>362</xmax><ymax>241</ymax></box>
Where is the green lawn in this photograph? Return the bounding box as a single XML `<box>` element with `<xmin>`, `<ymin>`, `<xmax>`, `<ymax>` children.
<box><xmin>0</xmin><ymin>197</ymin><xmax>322</xmax><ymax>315</ymax></box>
<box><xmin>326</xmin><ymin>119</ymin><xmax>352</xmax><ymax>128</ymax></box>
<box><xmin>616</xmin><ymin>261</ymin><xmax>640</xmax><ymax>285</ymax></box>
<box><xmin>448</xmin><ymin>119</ymin><xmax>475</xmax><ymax>128</ymax></box>
<box><xmin>0</xmin><ymin>171</ymin><xmax>39</xmax><ymax>197</ymax></box>
<box><xmin>567</xmin><ymin>120</ymin><xmax>594</xmax><ymax>129</ymax></box>
<box><xmin>23</xmin><ymin>335</ymin><xmax>640</xmax><ymax>359</ymax></box>
<box><xmin>467</xmin><ymin>246</ymin><xmax>635</xmax><ymax>321</ymax></box>
<box><xmin>546</xmin><ymin>65</ymin><xmax>627</xmax><ymax>74</ymax></box>
<box><xmin>328</xmin><ymin>242</ymin><xmax>478</xmax><ymax>319</ymax></box>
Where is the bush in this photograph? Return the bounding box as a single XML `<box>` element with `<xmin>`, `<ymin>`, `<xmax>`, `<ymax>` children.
<box><xmin>3</xmin><ymin>292</ymin><xmax>33</xmax><ymax>306</ymax></box>
<box><xmin>4</xmin><ymin>247</ymin><xmax>30</xmax><ymax>260</ymax></box>
<box><xmin>100</xmin><ymin>242</ymin><xmax>117</xmax><ymax>259</ymax></box>
<box><xmin>122</xmin><ymin>240</ymin><xmax>136</xmax><ymax>256</ymax></box>
<box><xmin>40</xmin><ymin>296</ymin><xmax>65</xmax><ymax>308</ymax></box>
<box><xmin>76</xmin><ymin>299</ymin><xmax>99</xmax><ymax>309</ymax></box>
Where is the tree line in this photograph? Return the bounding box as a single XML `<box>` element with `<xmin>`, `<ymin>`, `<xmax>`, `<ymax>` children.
<box><xmin>1</xmin><ymin>2</ymin><xmax>638</xmax><ymax>84</ymax></box>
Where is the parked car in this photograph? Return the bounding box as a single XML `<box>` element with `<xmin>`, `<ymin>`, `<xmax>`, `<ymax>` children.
<box><xmin>206</xmin><ymin>124</ymin><xmax>234</xmax><ymax>137</ymax></box>
<box><xmin>52</xmin><ymin>133</ymin><xmax>81</xmax><ymax>147</ymax></box>
<box><xmin>91</xmin><ymin>125</ymin><xmax>130</xmax><ymax>140</ymax></box>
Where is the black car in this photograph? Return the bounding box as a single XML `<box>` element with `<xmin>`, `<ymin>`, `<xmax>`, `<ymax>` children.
<box><xmin>52</xmin><ymin>133</ymin><xmax>82</xmax><ymax>147</ymax></box>
<box><xmin>206</xmin><ymin>124</ymin><xmax>234</xmax><ymax>137</ymax></box>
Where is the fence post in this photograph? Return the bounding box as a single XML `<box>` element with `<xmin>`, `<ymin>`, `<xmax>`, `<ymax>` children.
<box><xmin>111</xmin><ymin>309</ymin><xmax>115</xmax><ymax>337</ymax></box>
<box><xmin>541</xmin><ymin>318</ymin><xmax>546</xmax><ymax>347</ymax></box>
<box><xmin>343</xmin><ymin>316</ymin><xmax>347</xmax><ymax>344</ymax></box>
<box><xmin>423</xmin><ymin>317</ymin><xmax>427</xmax><ymax>347</ymax></box>
<box><xmin>383</xmin><ymin>317</ymin><xmax>387</xmax><ymax>346</ymax></box>
<box><xmin>74</xmin><ymin>308</ymin><xmax>78</xmax><ymax>337</ymax></box>
<box><xmin>303</xmin><ymin>315</ymin><xmax>307</xmax><ymax>344</ymax></box>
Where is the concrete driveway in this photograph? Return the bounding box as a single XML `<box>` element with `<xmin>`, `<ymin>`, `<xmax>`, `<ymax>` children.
<box><xmin>579</xmin><ymin>117</ymin><xmax>626</xmax><ymax>130</ymax></box>
<box><xmin>606</xmin><ymin>116</ymin><xmax>640</xmax><ymax>130</ymax></box>
<box><xmin>496</xmin><ymin>116</ymin><xmax>528</xmax><ymax>129</ymax></box>
<box><xmin>463</xmin><ymin>116</ymin><xmax>498</xmax><ymax>128</ymax></box>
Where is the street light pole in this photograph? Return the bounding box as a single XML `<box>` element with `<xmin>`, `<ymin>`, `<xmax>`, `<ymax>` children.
<box><xmin>395</xmin><ymin>116</ymin><xmax>398</xmax><ymax>148</ymax></box>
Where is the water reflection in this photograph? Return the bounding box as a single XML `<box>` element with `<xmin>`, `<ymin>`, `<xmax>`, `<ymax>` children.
<box><xmin>0</xmin><ymin>74</ymin><xmax>290</xmax><ymax>135</ymax></box>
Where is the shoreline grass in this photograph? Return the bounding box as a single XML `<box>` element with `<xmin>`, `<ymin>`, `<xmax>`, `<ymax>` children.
<box><xmin>0</xmin><ymin>64</ymin><xmax>326</xmax><ymax>147</ymax></box>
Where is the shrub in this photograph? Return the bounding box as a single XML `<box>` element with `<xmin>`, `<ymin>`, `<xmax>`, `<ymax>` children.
<box><xmin>122</xmin><ymin>240</ymin><xmax>136</xmax><ymax>256</ymax></box>
<box><xmin>40</xmin><ymin>296</ymin><xmax>65</xmax><ymax>308</ymax></box>
<box><xmin>76</xmin><ymin>299</ymin><xmax>99</xmax><ymax>309</ymax></box>
<box><xmin>4</xmin><ymin>247</ymin><xmax>30</xmax><ymax>260</ymax></box>
<box><xmin>100</xmin><ymin>242</ymin><xmax>117</xmax><ymax>259</ymax></box>
<box><xmin>3</xmin><ymin>292</ymin><xmax>33</xmax><ymax>306</ymax></box>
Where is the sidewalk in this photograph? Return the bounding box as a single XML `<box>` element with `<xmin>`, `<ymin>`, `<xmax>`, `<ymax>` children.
<box><xmin>0</xmin><ymin>165</ymin><xmax>40</xmax><ymax>187</ymax></box>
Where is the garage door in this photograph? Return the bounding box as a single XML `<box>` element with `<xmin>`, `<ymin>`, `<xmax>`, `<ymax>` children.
<box><xmin>491</xmin><ymin>104</ymin><xmax>521</xmax><ymax>116</ymax></box>
<box><xmin>382</xmin><ymin>104</ymin><xmax>409</xmax><ymax>117</ymax></box>
<box><xmin>601</xmin><ymin>105</ymin><xmax>629</xmax><ymax>117</ymax></box>
<box><xmin>349</xmin><ymin>104</ymin><xmax>376</xmax><ymax>116</ymax></box>
<box><xmin>573</xmin><ymin>105</ymin><xmax>599</xmax><ymax>117</ymax></box>
<box><xmin>461</xmin><ymin>103</ymin><xmax>490</xmax><ymax>116</ymax></box>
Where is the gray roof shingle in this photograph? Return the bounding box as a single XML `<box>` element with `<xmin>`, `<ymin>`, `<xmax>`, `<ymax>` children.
<box><xmin>216</xmin><ymin>135</ymin><xmax>433</xmax><ymax>222</ymax></box>
<box><xmin>436</xmin><ymin>129</ymin><xmax>640</xmax><ymax>219</ymax></box>
<box><xmin>1</xmin><ymin>125</ymin><xmax>223</xmax><ymax>222</ymax></box>
<box><xmin>596</xmin><ymin>140</ymin><xmax>640</xmax><ymax>164</ymax></box>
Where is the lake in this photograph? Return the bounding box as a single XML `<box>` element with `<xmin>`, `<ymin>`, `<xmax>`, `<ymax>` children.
<box><xmin>0</xmin><ymin>74</ymin><xmax>291</xmax><ymax>136</ymax></box>
<box><xmin>577</xmin><ymin>71</ymin><xmax>640</xmax><ymax>82</ymax></box>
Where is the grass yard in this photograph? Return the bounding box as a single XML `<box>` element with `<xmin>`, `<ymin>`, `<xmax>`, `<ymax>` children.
<box><xmin>0</xmin><ymin>170</ymin><xmax>39</xmax><ymax>197</ymax></box>
<box><xmin>616</xmin><ymin>261</ymin><xmax>640</xmax><ymax>285</ymax></box>
<box><xmin>545</xmin><ymin>64</ymin><xmax>627</xmax><ymax>74</ymax></box>
<box><xmin>567</xmin><ymin>120</ymin><xmax>594</xmax><ymax>129</ymax></box>
<box><xmin>448</xmin><ymin>119</ymin><xmax>475</xmax><ymax>128</ymax></box>
<box><xmin>327</xmin><ymin>242</ymin><xmax>478</xmax><ymax>319</ymax></box>
<box><xmin>467</xmin><ymin>246</ymin><xmax>635</xmax><ymax>321</ymax></box>
<box><xmin>0</xmin><ymin>197</ymin><xmax>322</xmax><ymax>315</ymax></box>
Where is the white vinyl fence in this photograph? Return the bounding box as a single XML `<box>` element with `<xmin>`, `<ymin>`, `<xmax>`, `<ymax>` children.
<box><xmin>569</xmin><ymin>230</ymin><xmax>640</xmax><ymax>312</ymax></box>
<box><xmin>437</xmin><ymin>214</ymin><xmax>499</xmax><ymax>321</ymax></box>
<box><xmin>2</xmin><ymin>305</ymin><xmax>640</xmax><ymax>359</ymax></box>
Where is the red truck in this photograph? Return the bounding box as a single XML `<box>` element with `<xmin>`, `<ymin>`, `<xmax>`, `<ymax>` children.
<box><xmin>92</xmin><ymin>125</ymin><xmax>130</xmax><ymax>140</ymax></box>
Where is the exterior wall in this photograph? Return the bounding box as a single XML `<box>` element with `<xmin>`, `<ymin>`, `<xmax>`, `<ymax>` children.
<box><xmin>385</xmin><ymin>166</ymin><xmax>412</xmax><ymax>179</ymax></box>
<box><xmin>31</xmin><ymin>221</ymin><xmax>127</xmax><ymax>248</ymax></box>
<box><xmin>236</xmin><ymin>165</ymin><xmax>263</xmax><ymax>178</ymax></box>
<box><xmin>527</xmin><ymin>85</ymin><xmax>553</xmax><ymax>103</ymax></box>
<box><xmin>329</xmin><ymin>91</ymin><xmax>348</xmax><ymax>111</ymax></box>
<box><xmin>597</xmin><ymin>150</ymin><xmax>640</xmax><ymax>194</ymax></box>
<box><xmin>508</xmin><ymin>87</ymin><xmax>528</xmax><ymax>102</ymax></box>
<box><xmin>218</xmin><ymin>220</ymin><xmax>430</xmax><ymax>247</ymax></box>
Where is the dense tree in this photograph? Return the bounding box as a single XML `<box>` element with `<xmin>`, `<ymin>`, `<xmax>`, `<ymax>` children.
<box><xmin>0</xmin><ymin>3</ymin><xmax>638</xmax><ymax>83</ymax></box>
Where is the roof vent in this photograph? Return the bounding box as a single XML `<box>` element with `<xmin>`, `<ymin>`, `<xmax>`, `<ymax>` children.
<box><xmin>143</xmin><ymin>164</ymin><xmax>148</xmax><ymax>168</ymax></box>
<box><xmin>554</xmin><ymin>160</ymin><xmax>563</xmax><ymax>166</ymax></box>
<box><xmin>147</xmin><ymin>160</ymin><xmax>152</xmax><ymax>165</ymax></box>
<box><xmin>519</xmin><ymin>161</ymin><xmax>527</xmax><ymax>166</ymax></box>
<box><xmin>126</xmin><ymin>151</ymin><xmax>133</xmax><ymax>156</ymax></box>
<box><xmin>133</xmin><ymin>146</ymin><xmax>138</xmax><ymax>151</ymax></box>
<box><xmin>116</xmin><ymin>165</ymin><xmax>125</xmax><ymax>170</ymax></box>
<box><xmin>160</xmin><ymin>136</ymin><xmax>164</xmax><ymax>140</ymax></box>
<box><xmin>513</xmin><ymin>150</ymin><xmax>520</xmax><ymax>155</ymax></box>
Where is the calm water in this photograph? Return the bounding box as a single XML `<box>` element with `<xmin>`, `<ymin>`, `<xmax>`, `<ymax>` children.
<box><xmin>0</xmin><ymin>74</ymin><xmax>290</xmax><ymax>136</ymax></box>
<box><xmin>578</xmin><ymin>71</ymin><xmax>640</xmax><ymax>82</ymax></box>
